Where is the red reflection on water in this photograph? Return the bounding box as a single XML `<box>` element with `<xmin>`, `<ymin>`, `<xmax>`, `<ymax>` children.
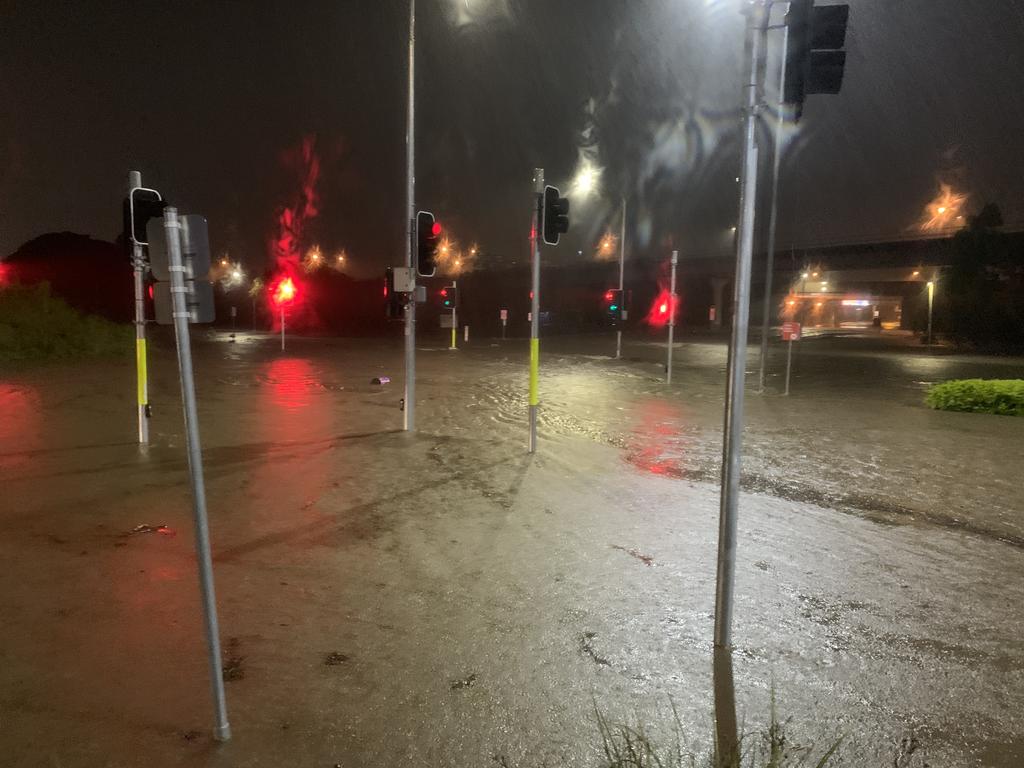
<box><xmin>624</xmin><ymin>398</ymin><xmax>689</xmax><ymax>479</ymax></box>
<box><xmin>266</xmin><ymin>358</ymin><xmax>316</xmax><ymax>411</ymax></box>
<box><xmin>0</xmin><ymin>384</ymin><xmax>42</xmax><ymax>470</ymax></box>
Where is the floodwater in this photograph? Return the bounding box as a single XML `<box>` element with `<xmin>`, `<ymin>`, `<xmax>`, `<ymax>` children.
<box><xmin>1</xmin><ymin>330</ymin><xmax>1022</xmax><ymax>767</ymax></box>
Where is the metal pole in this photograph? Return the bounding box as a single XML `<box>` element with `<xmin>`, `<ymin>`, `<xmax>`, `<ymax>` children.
<box><xmin>927</xmin><ymin>280</ymin><xmax>934</xmax><ymax>346</ymax></box>
<box><xmin>162</xmin><ymin>207</ymin><xmax>231</xmax><ymax>742</ymax></box>
<box><xmin>403</xmin><ymin>0</ymin><xmax>417</xmax><ymax>432</ymax></box>
<box><xmin>784</xmin><ymin>337</ymin><xmax>792</xmax><ymax>396</ymax></box>
<box><xmin>758</xmin><ymin>8</ymin><xmax>789</xmax><ymax>394</ymax></box>
<box><xmin>280</xmin><ymin>307</ymin><xmax>285</xmax><ymax>350</ymax></box>
<box><xmin>451</xmin><ymin>279</ymin><xmax>458</xmax><ymax>350</ymax></box>
<box><xmin>667</xmin><ymin>250</ymin><xmax>677</xmax><ymax>384</ymax></box>
<box><xmin>528</xmin><ymin>168</ymin><xmax>543</xmax><ymax>454</ymax></box>
<box><xmin>616</xmin><ymin>196</ymin><xmax>626</xmax><ymax>359</ymax></box>
<box><xmin>128</xmin><ymin>171</ymin><xmax>150</xmax><ymax>447</ymax></box>
<box><xmin>714</xmin><ymin>5</ymin><xmax>765</xmax><ymax>765</ymax></box>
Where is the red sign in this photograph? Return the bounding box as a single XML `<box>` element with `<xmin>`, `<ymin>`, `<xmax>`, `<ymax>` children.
<box><xmin>781</xmin><ymin>321</ymin><xmax>801</xmax><ymax>341</ymax></box>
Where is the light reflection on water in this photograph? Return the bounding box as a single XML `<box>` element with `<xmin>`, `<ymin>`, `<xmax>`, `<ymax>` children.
<box><xmin>263</xmin><ymin>358</ymin><xmax>320</xmax><ymax>411</ymax></box>
<box><xmin>0</xmin><ymin>384</ymin><xmax>42</xmax><ymax>471</ymax></box>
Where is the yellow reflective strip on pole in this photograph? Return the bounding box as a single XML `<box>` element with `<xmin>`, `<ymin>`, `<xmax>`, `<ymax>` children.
<box><xmin>136</xmin><ymin>338</ymin><xmax>148</xmax><ymax>405</ymax></box>
<box><xmin>529</xmin><ymin>337</ymin><xmax>539</xmax><ymax>406</ymax></box>
<box><xmin>451</xmin><ymin>326</ymin><xmax>456</xmax><ymax>349</ymax></box>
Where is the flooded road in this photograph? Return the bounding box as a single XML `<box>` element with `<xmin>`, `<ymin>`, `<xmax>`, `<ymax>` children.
<box><xmin>1</xmin><ymin>331</ymin><xmax>1022</xmax><ymax>766</ymax></box>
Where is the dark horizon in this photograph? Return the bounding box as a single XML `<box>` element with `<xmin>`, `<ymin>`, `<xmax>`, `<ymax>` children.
<box><xmin>3</xmin><ymin>0</ymin><xmax>1024</xmax><ymax>277</ymax></box>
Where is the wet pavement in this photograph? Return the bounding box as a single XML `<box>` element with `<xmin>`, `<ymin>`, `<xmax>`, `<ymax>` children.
<box><xmin>1</xmin><ymin>330</ymin><xmax>1022</xmax><ymax>766</ymax></box>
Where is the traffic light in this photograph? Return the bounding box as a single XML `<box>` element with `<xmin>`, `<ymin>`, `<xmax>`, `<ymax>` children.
<box><xmin>784</xmin><ymin>1</ymin><xmax>850</xmax><ymax>120</ymax></box>
<box><xmin>385</xmin><ymin>267</ymin><xmax>405</xmax><ymax>319</ymax></box>
<box><xmin>123</xmin><ymin>187</ymin><xmax>166</xmax><ymax>247</ymax></box>
<box><xmin>439</xmin><ymin>283</ymin><xmax>459</xmax><ymax>309</ymax></box>
<box><xmin>416</xmin><ymin>211</ymin><xmax>441</xmax><ymax>277</ymax></box>
<box><xmin>605</xmin><ymin>289</ymin><xmax>623</xmax><ymax>322</ymax></box>
<box><xmin>542</xmin><ymin>185</ymin><xmax>570</xmax><ymax>246</ymax></box>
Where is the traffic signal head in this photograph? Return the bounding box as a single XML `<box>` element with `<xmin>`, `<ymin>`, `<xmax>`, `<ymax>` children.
<box><xmin>440</xmin><ymin>283</ymin><xmax>459</xmax><ymax>308</ymax></box>
<box><xmin>416</xmin><ymin>211</ymin><xmax>441</xmax><ymax>277</ymax></box>
<box><xmin>605</xmin><ymin>289</ymin><xmax>623</xmax><ymax>321</ymax></box>
<box><xmin>385</xmin><ymin>267</ymin><xmax>405</xmax><ymax>319</ymax></box>
<box><xmin>784</xmin><ymin>1</ymin><xmax>849</xmax><ymax>120</ymax></box>
<box><xmin>542</xmin><ymin>185</ymin><xmax>570</xmax><ymax>246</ymax></box>
<box><xmin>123</xmin><ymin>188</ymin><xmax>166</xmax><ymax>247</ymax></box>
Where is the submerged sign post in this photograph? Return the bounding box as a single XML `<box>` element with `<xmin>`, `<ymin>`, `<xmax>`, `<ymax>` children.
<box><xmin>781</xmin><ymin>321</ymin><xmax>801</xmax><ymax>396</ymax></box>
<box><xmin>157</xmin><ymin>207</ymin><xmax>231</xmax><ymax>741</ymax></box>
<box><xmin>500</xmin><ymin>308</ymin><xmax>508</xmax><ymax>339</ymax></box>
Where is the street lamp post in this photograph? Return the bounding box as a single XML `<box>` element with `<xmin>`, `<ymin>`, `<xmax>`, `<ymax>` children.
<box><xmin>616</xmin><ymin>196</ymin><xmax>626</xmax><ymax>359</ymax></box>
<box><xmin>403</xmin><ymin>0</ymin><xmax>417</xmax><ymax>432</ymax></box>
<box><xmin>758</xmin><ymin>5</ymin><xmax>790</xmax><ymax>394</ymax></box>
<box><xmin>714</xmin><ymin>4</ymin><xmax>767</xmax><ymax>765</ymax></box>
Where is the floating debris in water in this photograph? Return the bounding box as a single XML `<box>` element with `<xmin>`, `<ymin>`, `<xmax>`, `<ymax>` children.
<box><xmin>611</xmin><ymin>544</ymin><xmax>654</xmax><ymax>566</ymax></box>
<box><xmin>122</xmin><ymin>524</ymin><xmax>175</xmax><ymax>537</ymax></box>
<box><xmin>324</xmin><ymin>651</ymin><xmax>349</xmax><ymax>666</ymax></box>
<box><xmin>450</xmin><ymin>673</ymin><xmax>477</xmax><ymax>690</ymax></box>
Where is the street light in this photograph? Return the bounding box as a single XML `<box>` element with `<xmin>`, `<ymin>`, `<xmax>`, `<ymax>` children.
<box><xmin>571</xmin><ymin>158</ymin><xmax>601</xmax><ymax>198</ymax></box>
<box><xmin>926</xmin><ymin>279</ymin><xmax>936</xmax><ymax>346</ymax></box>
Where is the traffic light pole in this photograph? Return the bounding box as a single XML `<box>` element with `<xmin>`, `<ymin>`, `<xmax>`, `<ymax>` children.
<box><xmin>615</xmin><ymin>196</ymin><xmax>626</xmax><ymax>360</ymax></box>
<box><xmin>403</xmin><ymin>0</ymin><xmax>417</xmax><ymax>432</ymax></box>
<box><xmin>128</xmin><ymin>170</ymin><xmax>150</xmax><ymax>447</ymax></box>
<box><xmin>528</xmin><ymin>168</ymin><xmax>543</xmax><ymax>454</ymax></box>
<box><xmin>162</xmin><ymin>207</ymin><xmax>231</xmax><ymax>743</ymax></box>
<box><xmin>714</xmin><ymin>4</ymin><xmax>766</xmax><ymax>766</ymax></box>
<box><xmin>758</xmin><ymin>6</ymin><xmax>789</xmax><ymax>393</ymax></box>
<box><xmin>667</xmin><ymin>250</ymin><xmax>677</xmax><ymax>385</ymax></box>
<box><xmin>450</xmin><ymin>280</ymin><xmax>458</xmax><ymax>350</ymax></box>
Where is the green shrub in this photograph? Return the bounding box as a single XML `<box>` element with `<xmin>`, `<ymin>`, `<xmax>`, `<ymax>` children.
<box><xmin>0</xmin><ymin>282</ymin><xmax>131</xmax><ymax>362</ymax></box>
<box><xmin>925</xmin><ymin>379</ymin><xmax>1024</xmax><ymax>416</ymax></box>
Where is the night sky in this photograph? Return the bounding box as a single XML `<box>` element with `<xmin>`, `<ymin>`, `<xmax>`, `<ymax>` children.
<box><xmin>3</xmin><ymin>0</ymin><xmax>1024</xmax><ymax>276</ymax></box>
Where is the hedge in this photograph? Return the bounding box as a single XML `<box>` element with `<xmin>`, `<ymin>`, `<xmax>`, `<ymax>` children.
<box><xmin>925</xmin><ymin>379</ymin><xmax>1024</xmax><ymax>416</ymax></box>
<box><xmin>0</xmin><ymin>282</ymin><xmax>131</xmax><ymax>361</ymax></box>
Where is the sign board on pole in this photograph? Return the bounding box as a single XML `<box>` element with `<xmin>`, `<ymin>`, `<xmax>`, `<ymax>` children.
<box><xmin>439</xmin><ymin>314</ymin><xmax>455</xmax><ymax>329</ymax></box>
<box><xmin>148</xmin><ymin>216</ymin><xmax>215</xmax><ymax>325</ymax></box>
<box><xmin>781</xmin><ymin>321</ymin><xmax>802</xmax><ymax>341</ymax></box>
<box><xmin>499</xmin><ymin>309</ymin><xmax>508</xmax><ymax>321</ymax></box>
<box><xmin>392</xmin><ymin>267</ymin><xmax>416</xmax><ymax>293</ymax></box>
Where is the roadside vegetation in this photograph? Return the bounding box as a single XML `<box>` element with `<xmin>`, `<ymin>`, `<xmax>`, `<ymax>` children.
<box><xmin>926</xmin><ymin>379</ymin><xmax>1024</xmax><ymax>416</ymax></box>
<box><xmin>0</xmin><ymin>282</ymin><xmax>130</xmax><ymax>362</ymax></box>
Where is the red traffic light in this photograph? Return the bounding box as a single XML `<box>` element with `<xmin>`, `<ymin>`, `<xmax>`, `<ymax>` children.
<box><xmin>440</xmin><ymin>288</ymin><xmax>448</xmax><ymax>297</ymax></box>
<box><xmin>431</xmin><ymin>221</ymin><xmax>442</xmax><ymax>237</ymax></box>
<box><xmin>659</xmin><ymin>302</ymin><xmax>668</xmax><ymax>315</ymax></box>
<box><xmin>605</xmin><ymin>290</ymin><xmax>614</xmax><ymax>302</ymax></box>
<box><xmin>272</xmin><ymin>276</ymin><xmax>297</xmax><ymax>307</ymax></box>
